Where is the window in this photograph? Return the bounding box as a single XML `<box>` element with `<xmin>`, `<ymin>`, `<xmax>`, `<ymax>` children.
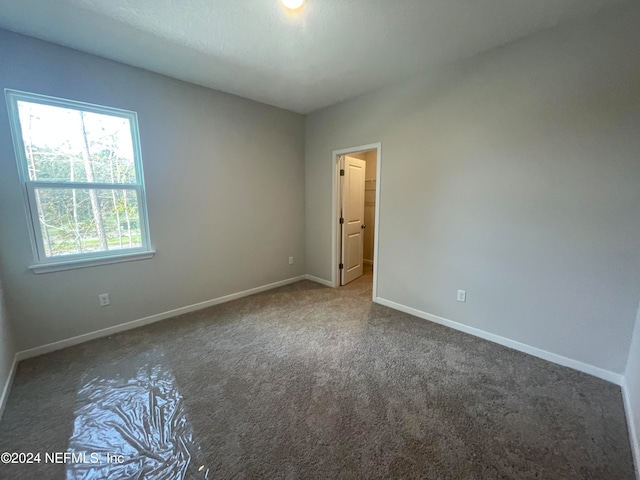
<box><xmin>5</xmin><ymin>90</ymin><xmax>153</xmax><ymax>273</ymax></box>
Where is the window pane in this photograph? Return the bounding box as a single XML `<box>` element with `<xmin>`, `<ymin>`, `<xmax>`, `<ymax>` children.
<box><xmin>34</xmin><ymin>188</ymin><xmax>142</xmax><ymax>257</ymax></box>
<box><xmin>17</xmin><ymin>101</ymin><xmax>137</xmax><ymax>184</ymax></box>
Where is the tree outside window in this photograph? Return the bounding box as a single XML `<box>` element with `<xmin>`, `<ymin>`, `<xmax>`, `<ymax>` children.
<box><xmin>5</xmin><ymin>90</ymin><xmax>152</xmax><ymax>269</ymax></box>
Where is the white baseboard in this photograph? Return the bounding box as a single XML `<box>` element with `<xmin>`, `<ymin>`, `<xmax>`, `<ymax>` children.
<box><xmin>0</xmin><ymin>355</ymin><xmax>18</xmax><ymax>418</ymax></box>
<box><xmin>374</xmin><ymin>296</ymin><xmax>623</xmax><ymax>385</ymax></box>
<box><xmin>15</xmin><ymin>275</ymin><xmax>307</xmax><ymax>362</ymax></box>
<box><xmin>305</xmin><ymin>274</ymin><xmax>334</xmax><ymax>288</ymax></box>
<box><xmin>622</xmin><ymin>380</ymin><xmax>640</xmax><ymax>480</ymax></box>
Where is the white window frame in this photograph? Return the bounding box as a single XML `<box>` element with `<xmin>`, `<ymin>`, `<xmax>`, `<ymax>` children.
<box><xmin>5</xmin><ymin>89</ymin><xmax>154</xmax><ymax>274</ymax></box>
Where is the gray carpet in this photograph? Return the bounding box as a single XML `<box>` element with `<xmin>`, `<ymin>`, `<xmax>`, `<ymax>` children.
<box><xmin>0</xmin><ymin>268</ymin><xmax>635</xmax><ymax>479</ymax></box>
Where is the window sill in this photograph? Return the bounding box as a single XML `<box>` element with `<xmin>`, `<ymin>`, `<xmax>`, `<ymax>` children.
<box><xmin>29</xmin><ymin>250</ymin><xmax>156</xmax><ymax>274</ymax></box>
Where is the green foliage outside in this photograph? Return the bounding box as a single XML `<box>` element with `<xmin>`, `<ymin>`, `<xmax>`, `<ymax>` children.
<box><xmin>18</xmin><ymin>102</ymin><xmax>144</xmax><ymax>257</ymax></box>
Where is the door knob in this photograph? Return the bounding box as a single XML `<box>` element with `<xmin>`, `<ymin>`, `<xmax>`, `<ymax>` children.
<box><xmin>361</xmin><ymin>225</ymin><xmax>366</xmax><ymax>229</ymax></box>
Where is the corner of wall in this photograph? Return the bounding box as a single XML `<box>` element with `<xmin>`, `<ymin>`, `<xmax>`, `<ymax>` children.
<box><xmin>0</xmin><ymin>273</ymin><xmax>18</xmax><ymax>418</ymax></box>
<box><xmin>623</xmin><ymin>301</ymin><xmax>640</xmax><ymax>479</ymax></box>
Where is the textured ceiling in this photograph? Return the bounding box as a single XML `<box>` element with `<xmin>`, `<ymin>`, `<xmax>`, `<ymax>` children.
<box><xmin>0</xmin><ymin>0</ymin><xmax>627</xmax><ymax>113</ymax></box>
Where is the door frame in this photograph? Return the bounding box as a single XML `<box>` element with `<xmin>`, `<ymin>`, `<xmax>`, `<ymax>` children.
<box><xmin>331</xmin><ymin>142</ymin><xmax>382</xmax><ymax>300</ymax></box>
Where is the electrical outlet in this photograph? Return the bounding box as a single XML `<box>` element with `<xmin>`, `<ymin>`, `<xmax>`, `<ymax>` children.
<box><xmin>457</xmin><ymin>290</ymin><xmax>466</xmax><ymax>303</ymax></box>
<box><xmin>98</xmin><ymin>293</ymin><xmax>110</xmax><ymax>307</ymax></box>
<box><xmin>289</xmin><ymin>256</ymin><xmax>294</xmax><ymax>265</ymax></box>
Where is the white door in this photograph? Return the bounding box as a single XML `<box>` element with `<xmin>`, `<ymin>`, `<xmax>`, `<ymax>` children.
<box><xmin>341</xmin><ymin>156</ymin><xmax>366</xmax><ymax>285</ymax></box>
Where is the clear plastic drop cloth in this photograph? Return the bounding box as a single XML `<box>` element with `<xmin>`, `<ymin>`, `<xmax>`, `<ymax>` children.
<box><xmin>66</xmin><ymin>349</ymin><xmax>209</xmax><ymax>480</ymax></box>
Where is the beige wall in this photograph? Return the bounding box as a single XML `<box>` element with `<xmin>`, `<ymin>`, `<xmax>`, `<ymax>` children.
<box><xmin>0</xmin><ymin>29</ymin><xmax>306</xmax><ymax>351</ymax></box>
<box><xmin>363</xmin><ymin>151</ymin><xmax>377</xmax><ymax>262</ymax></box>
<box><xmin>364</xmin><ymin>151</ymin><xmax>377</xmax><ymax>182</ymax></box>
<box><xmin>305</xmin><ymin>1</ymin><xmax>640</xmax><ymax>375</ymax></box>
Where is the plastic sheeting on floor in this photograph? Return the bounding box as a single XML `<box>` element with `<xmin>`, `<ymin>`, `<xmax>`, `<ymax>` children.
<box><xmin>66</xmin><ymin>350</ymin><xmax>209</xmax><ymax>480</ymax></box>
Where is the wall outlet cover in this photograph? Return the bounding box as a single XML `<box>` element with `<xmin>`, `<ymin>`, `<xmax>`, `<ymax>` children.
<box><xmin>99</xmin><ymin>293</ymin><xmax>110</xmax><ymax>307</ymax></box>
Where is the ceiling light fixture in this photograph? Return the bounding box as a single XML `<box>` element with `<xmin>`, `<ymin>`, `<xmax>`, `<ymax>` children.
<box><xmin>282</xmin><ymin>0</ymin><xmax>304</xmax><ymax>10</ymax></box>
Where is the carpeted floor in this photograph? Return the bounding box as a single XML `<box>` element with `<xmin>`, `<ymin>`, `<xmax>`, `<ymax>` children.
<box><xmin>0</xmin><ymin>268</ymin><xmax>635</xmax><ymax>479</ymax></box>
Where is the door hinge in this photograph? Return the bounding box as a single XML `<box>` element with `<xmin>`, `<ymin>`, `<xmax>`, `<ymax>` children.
<box><xmin>339</xmin><ymin>217</ymin><xmax>344</xmax><ymax>224</ymax></box>
<box><xmin>339</xmin><ymin>263</ymin><xmax>344</xmax><ymax>270</ymax></box>
<box><xmin>340</xmin><ymin>169</ymin><xmax>345</xmax><ymax>176</ymax></box>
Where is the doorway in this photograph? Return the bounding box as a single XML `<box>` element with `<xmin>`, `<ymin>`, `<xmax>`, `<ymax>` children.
<box><xmin>331</xmin><ymin>143</ymin><xmax>381</xmax><ymax>299</ymax></box>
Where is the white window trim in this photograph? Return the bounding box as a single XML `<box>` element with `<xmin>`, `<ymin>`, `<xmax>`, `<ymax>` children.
<box><xmin>5</xmin><ymin>89</ymin><xmax>154</xmax><ymax>273</ymax></box>
<box><xmin>28</xmin><ymin>250</ymin><xmax>156</xmax><ymax>274</ymax></box>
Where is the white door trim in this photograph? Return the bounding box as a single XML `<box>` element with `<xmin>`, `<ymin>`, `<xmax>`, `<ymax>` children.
<box><xmin>331</xmin><ymin>142</ymin><xmax>382</xmax><ymax>300</ymax></box>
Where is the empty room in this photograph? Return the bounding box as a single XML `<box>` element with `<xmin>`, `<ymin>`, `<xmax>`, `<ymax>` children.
<box><xmin>0</xmin><ymin>0</ymin><xmax>639</xmax><ymax>478</ymax></box>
